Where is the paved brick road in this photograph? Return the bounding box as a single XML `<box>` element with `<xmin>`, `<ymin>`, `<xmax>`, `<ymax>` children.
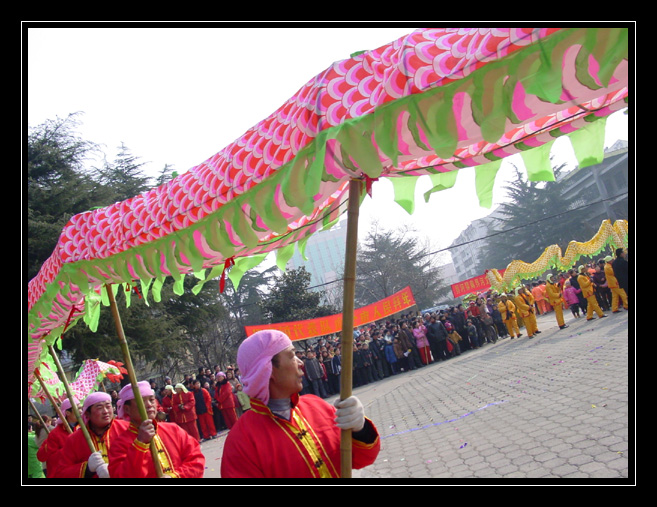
<box><xmin>200</xmin><ymin>309</ymin><xmax>631</xmax><ymax>483</ymax></box>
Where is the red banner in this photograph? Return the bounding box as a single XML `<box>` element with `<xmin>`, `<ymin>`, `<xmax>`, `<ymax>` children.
<box><xmin>244</xmin><ymin>286</ymin><xmax>417</xmax><ymax>341</ymax></box>
<box><xmin>451</xmin><ymin>270</ymin><xmax>506</xmax><ymax>298</ymax></box>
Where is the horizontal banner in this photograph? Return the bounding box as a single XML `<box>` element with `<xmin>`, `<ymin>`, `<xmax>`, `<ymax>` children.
<box><xmin>245</xmin><ymin>286</ymin><xmax>417</xmax><ymax>341</ymax></box>
<box><xmin>451</xmin><ymin>269</ymin><xmax>506</xmax><ymax>298</ymax></box>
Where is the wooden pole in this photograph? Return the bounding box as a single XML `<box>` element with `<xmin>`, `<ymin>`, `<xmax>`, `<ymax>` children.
<box><xmin>105</xmin><ymin>284</ymin><xmax>163</xmax><ymax>478</ymax></box>
<box><xmin>339</xmin><ymin>178</ymin><xmax>362</xmax><ymax>478</ymax></box>
<box><xmin>48</xmin><ymin>345</ymin><xmax>96</xmax><ymax>452</ymax></box>
<box><xmin>34</xmin><ymin>369</ymin><xmax>71</xmax><ymax>434</ymax></box>
<box><xmin>28</xmin><ymin>397</ymin><xmax>50</xmax><ymax>435</ymax></box>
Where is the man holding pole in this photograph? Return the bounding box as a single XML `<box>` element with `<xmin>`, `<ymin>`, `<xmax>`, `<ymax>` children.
<box><xmin>51</xmin><ymin>392</ymin><xmax>129</xmax><ymax>478</ymax></box>
<box><xmin>221</xmin><ymin>329</ymin><xmax>380</xmax><ymax>478</ymax></box>
<box><xmin>36</xmin><ymin>396</ymin><xmax>79</xmax><ymax>477</ymax></box>
<box><xmin>108</xmin><ymin>381</ymin><xmax>205</xmax><ymax>478</ymax></box>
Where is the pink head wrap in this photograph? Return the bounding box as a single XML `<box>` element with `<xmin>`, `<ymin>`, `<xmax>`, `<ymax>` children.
<box><xmin>82</xmin><ymin>392</ymin><xmax>111</xmax><ymax>424</ymax></box>
<box><xmin>57</xmin><ymin>396</ymin><xmax>79</xmax><ymax>425</ymax></box>
<box><xmin>116</xmin><ymin>381</ymin><xmax>154</xmax><ymax>420</ymax></box>
<box><xmin>237</xmin><ymin>330</ymin><xmax>292</xmax><ymax>405</ymax></box>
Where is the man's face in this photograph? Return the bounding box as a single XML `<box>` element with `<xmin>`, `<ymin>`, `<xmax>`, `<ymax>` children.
<box><xmin>126</xmin><ymin>395</ymin><xmax>158</xmax><ymax>424</ymax></box>
<box><xmin>88</xmin><ymin>400</ymin><xmax>114</xmax><ymax>429</ymax></box>
<box><xmin>143</xmin><ymin>395</ymin><xmax>158</xmax><ymax>420</ymax></box>
<box><xmin>270</xmin><ymin>345</ymin><xmax>304</xmax><ymax>399</ymax></box>
<box><xmin>65</xmin><ymin>408</ymin><xmax>77</xmax><ymax>423</ymax></box>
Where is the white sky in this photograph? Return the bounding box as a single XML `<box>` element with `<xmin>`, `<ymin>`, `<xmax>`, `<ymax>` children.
<box><xmin>26</xmin><ymin>25</ymin><xmax>629</xmax><ymax>268</ymax></box>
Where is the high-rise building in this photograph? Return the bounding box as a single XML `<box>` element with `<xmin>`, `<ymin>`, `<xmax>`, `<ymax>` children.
<box><xmin>286</xmin><ymin>218</ymin><xmax>347</xmax><ymax>305</ymax></box>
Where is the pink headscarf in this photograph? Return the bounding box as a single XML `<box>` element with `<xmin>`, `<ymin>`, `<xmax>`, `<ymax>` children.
<box><xmin>116</xmin><ymin>381</ymin><xmax>154</xmax><ymax>420</ymax></box>
<box><xmin>82</xmin><ymin>392</ymin><xmax>111</xmax><ymax>424</ymax></box>
<box><xmin>57</xmin><ymin>396</ymin><xmax>79</xmax><ymax>425</ymax></box>
<box><xmin>237</xmin><ymin>330</ymin><xmax>292</xmax><ymax>405</ymax></box>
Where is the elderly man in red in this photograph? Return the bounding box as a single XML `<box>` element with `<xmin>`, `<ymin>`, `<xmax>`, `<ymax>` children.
<box><xmin>36</xmin><ymin>396</ymin><xmax>79</xmax><ymax>477</ymax></box>
<box><xmin>108</xmin><ymin>381</ymin><xmax>205</xmax><ymax>478</ymax></box>
<box><xmin>221</xmin><ymin>330</ymin><xmax>380</xmax><ymax>478</ymax></box>
<box><xmin>52</xmin><ymin>391</ymin><xmax>129</xmax><ymax>478</ymax></box>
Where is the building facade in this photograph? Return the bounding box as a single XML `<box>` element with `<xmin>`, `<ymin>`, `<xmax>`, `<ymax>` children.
<box><xmin>286</xmin><ymin>219</ymin><xmax>347</xmax><ymax>305</ymax></box>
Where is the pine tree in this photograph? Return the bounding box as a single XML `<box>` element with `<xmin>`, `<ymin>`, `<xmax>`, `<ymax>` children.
<box><xmin>476</xmin><ymin>161</ymin><xmax>598</xmax><ymax>275</ymax></box>
<box><xmin>354</xmin><ymin>223</ymin><xmax>448</xmax><ymax>310</ymax></box>
<box><xmin>260</xmin><ymin>267</ymin><xmax>336</xmax><ymax>323</ymax></box>
<box><xmin>27</xmin><ymin>113</ymin><xmax>103</xmax><ymax>281</ymax></box>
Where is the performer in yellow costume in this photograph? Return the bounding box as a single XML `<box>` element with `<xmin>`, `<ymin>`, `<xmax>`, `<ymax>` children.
<box><xmin>514</xmin><ymin>287</ymin><xmax>536</xmax><ymax>338</ymax></box>
<box><xmin>604</xmin><ymin>256</ymin><xmax>628</xmax><ymax>313</ymax></box>
<box><xmin>498</xmin><ymin>294</ymin><xmax>521</xmax><ymax>339</ymax></box>
<box><xmin>523</xmin><ymin>285</ymin><xmax>541</xmax><ymax>334</ymax></box>
<box><xmin>577</xmin><ymin>266</ymin><xmax>607</xmax><ymax>321</ymax></box>
<box><xmin>545</xmin><ymin>274</ymin><xmax>568</xmax><ymax>329</ymax></box>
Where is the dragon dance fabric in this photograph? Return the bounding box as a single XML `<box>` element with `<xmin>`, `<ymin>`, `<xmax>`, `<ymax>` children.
<box><xmin>27</xmin><ymin>28</ymin><xmax>629</xmax><ymax>386</ymax></box>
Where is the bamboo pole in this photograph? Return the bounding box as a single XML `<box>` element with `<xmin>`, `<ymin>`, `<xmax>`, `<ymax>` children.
<box><xmin>28</xmin><ymin>397</ymin><xmax>50</xmax><ymax>435</ymax></box>
<box><xmin>34</xmin><ymin>370</ymin><xmax>71</xmax><ymax>434</ymax></box>
<box><xmin>48</xmin><ymin>345</ymin><xmax>96</xmax><ymax>452</ymax></box>
<box><xmin>339</xmin><ymin>178</ymin><xmax>362</xmax><ymax>478</ymax></box>
<box><xmin>105</xmin><ymin>284</ymin><xmax>163</xmax><ymax>478</ymax></box>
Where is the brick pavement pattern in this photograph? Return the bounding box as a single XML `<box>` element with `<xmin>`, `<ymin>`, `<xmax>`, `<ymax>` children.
<box><xmin>200</xmin><ymin>310</ymin><xmax>630</xmax><ymax>482</ymax></box>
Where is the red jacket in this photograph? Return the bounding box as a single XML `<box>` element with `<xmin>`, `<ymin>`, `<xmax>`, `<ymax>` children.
<box><xmin>161</xmin><ymin>395</ymin><xmax>174</xmax><ymax>421</ymax></box>
<box><xmin>52</xmin><ymin>418</ymin><xmax>130</xmax><ymax>478</ymax></box>
<box><xmin>194</xmin><ymin>386</ymin><xmax>214</xmax><ymax>415</ymax></box>
<box><xmin>108</xmin><ymin>420</ymin><xmax>205</xmax><ymax>478</ymax></box>
<box><xmin>36</xmin><ymin>422</ymin><xmax>75</xmax><ymax>475</ymax></box>
<box><xmin>171</xmin><ymin>391</ymin><xmax>197</xmax><ymax>424</ymax></box>
<box><xmin>214</xmin><ymin>381</ymin><xmax>235</xmax><ymax>410</ymax></box>
<box><xmin>222</xmin><ymin>394</ymin><xmax>380</xmax><ymax>478</ymax></box>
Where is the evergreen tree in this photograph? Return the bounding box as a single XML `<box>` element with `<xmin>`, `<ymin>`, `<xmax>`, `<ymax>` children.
<box><xmin>221</xmin><ymin>265</ymin><xmax>277</xmax><ymax>328</ymax></box>
<box><xmin>92</xmin><ymin>143</ymin><xmax>154</xmax><ymax>202</ymax></box>
<box><xmin>28</xmin><ymin>117</ymin><xmax>187</xmax><ymax>380</ymax></box>
<box><xmin>259</xmin><ymin>267</ymin><xmax>336</xmax><ymax>323</ymax></box>
<box><xmin>475</xmin><ymin>161</ymin><xmax>598</xmax><ymax>275</ymax></box>
<box><xmin>27</xmin><ymin>113</ymin><xmax>103</xmax><ymax>281</ymax></box>
<box><xmin>354</xmin><ymin>223</ymin><xmax>448</xmax><ymax>310</ymax></box>
<box><xmin>153</xmin><ymin>164</ymin><xmax>179</xmax><ymax>187</ymax></box>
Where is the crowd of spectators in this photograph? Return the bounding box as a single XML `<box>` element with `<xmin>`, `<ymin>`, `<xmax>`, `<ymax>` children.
<box><xmin>287</xmin><ymin>249</ymin><xmax>630</xmax><ymax>398</ymax></box>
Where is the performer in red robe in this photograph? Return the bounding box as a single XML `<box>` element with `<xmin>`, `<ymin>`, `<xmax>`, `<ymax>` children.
<box><xmin>214</xmin><ymin>372</ymin><xmax>238</xmax><ymax>430</ymax></box>
<box><xmin>171</xmin><ymin>383</ymin><xmax>200</xmax><ymax>442</ymax></box>
<box><xmin>221</xmin><ymin>330</ymin><xmax>380</xmax><ymax>478</ymax></box>
<box><xmin>160</xmin><ymin>385</ymin><xmax>175</xmax><ymax>422</ymax></box>
<box><xmin>53</xmin><ymin>392</ymin><xmax>129</xmax><ymax>478</ymax></box>
<box><xmin>109</xmin><ymin>381</ymin><xmax>205</xmax><ymax>478</ymax></box>
<box><xmin>36</xmin><ymin>396</ymin><xmax>79</xmax><ymax>477</ymax></box>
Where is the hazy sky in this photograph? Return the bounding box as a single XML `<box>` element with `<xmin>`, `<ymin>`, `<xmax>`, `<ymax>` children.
<box><xmin>26</xmin><ymin>25</ymin><xmax>629</xmax><ymax>268</ymax></box>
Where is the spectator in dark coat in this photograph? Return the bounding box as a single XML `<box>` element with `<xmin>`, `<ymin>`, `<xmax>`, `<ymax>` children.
<box><xmin>426</xmin><ymin>316</ymin><xmax>449</xmax><ymax>362</ymax></box>
<box><xmin>613</xmin><ymin>248</ymin><xmax>629</xmax><ymax>294</ymax></box>
<box><xmin>370</xmin><ymin>332</ymin><xmax>389</xmax><ymax>379</ymax></box>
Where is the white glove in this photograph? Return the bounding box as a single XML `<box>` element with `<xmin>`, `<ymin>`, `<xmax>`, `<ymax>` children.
<box><xmin>334</xmin><ymin>396</ymin><xmax>365</xmax><ymax>432</ymax></box>
<box><xmin>87</xmin><ymin>451</ymin><xmax>105</xmax><ymax>472</ymax></box>
<box><xmin>96</xmin><ymin>463</ymin><xmax>110</xmax><ymax>478</ymax></box>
